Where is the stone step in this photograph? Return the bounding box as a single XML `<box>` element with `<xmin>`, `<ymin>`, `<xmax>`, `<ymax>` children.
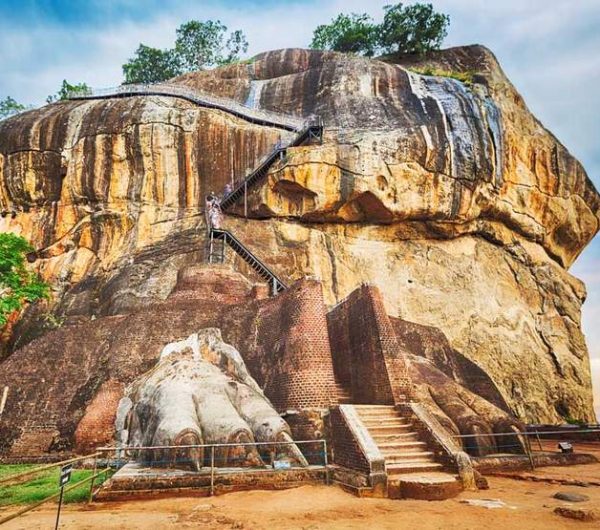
<box><xmin>386</xmin><ymin>462</ymin><xmax>444</xmax><ymax>475</ymax></box>
<box><xmin>387</xmin><ymin>472</ymin><xmax>463</xmax><ymax>500</ymax></box>
<box><xmin>360</xmin><ymin>418</ymin><xmax>412</xmax><ymax>428</ymax></box>
<box><xmin>354</xmin><ymin>405</ymin><xmax>395</xmax><ymax>411</ymax></box>
<box><xmin>372</xmin><ymin>432</ymin><xmax>420</xmax><ymax>443</ymax></box>
<box><xmin>384</xmin><ymin>452</ymin><xmax>435</xmax><ymax>464</ymax></box>
<box><xmin>378</xmin><ymin>441</ymin><xmax>428</xmax><ymax>451</ymax></box>
<box><xmin>365</xmin><ymin>424</ymin><xmax>414</xmax><ymax>435</ymax></box>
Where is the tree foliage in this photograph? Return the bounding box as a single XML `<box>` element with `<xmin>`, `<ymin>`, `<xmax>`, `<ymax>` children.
<box><xmin>311</xmin><ymin>13</ymin><xmax>378</xmax><ymax>56</ymax></box>
<box><xmin>0</xmin><ymin>96</ymin><xmax>26</xmax><ymax>120</ymax></box>
<box><xmin>0</xmin><ymin>233</ymin><xmax>49</xmax><ymax>326</ymax></box>
<box><xmin>310</xmin><ymin>3</ymin><xmax>450</xmax><ymax>56</ymax></box>
<box><xmin>123</xmin><ymin>45</ymin><xmax>183</xmax><ymax>84</ymax></box>
<box><xmin>122</xmin><ymin>19</ymin><xmax>249</xmax><ymax>84</ymax></box>
<box><xmin>46</xmin><ymin>80</ymin><xmax>90</xmax><ymax>103</ymax></box>
<box><xmin>380</xmin><ymin>3</ymin><xmax>449</xmax><ymax>55</ymax></box>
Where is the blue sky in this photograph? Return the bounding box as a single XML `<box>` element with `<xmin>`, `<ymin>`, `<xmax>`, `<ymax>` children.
<box><xmin>0</xmin><ymin>0</ymin><xmax>599</xmax><ymax>417</ymax></box>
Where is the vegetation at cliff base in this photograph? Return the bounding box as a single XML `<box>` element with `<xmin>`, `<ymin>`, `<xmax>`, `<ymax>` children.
<box><xmin>123</xmin><ymin>19</ymin><xmax>249</xmax><ymax>84</ymax></box>
<box><xmin>0</xmin><ymin>233</ymin><xmax>49</xmax><ymax>326</ymax></box>
<box><xmin>310</xmin><ymin>3</ymin><xmax>450</xmax><ymax>57</ymax></box>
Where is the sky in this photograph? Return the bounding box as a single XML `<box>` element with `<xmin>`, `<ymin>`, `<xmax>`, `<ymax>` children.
<box><xmin>0</xmin><ymin>0</ymin><xmax>598</xmax><ymax>418</ymax></box>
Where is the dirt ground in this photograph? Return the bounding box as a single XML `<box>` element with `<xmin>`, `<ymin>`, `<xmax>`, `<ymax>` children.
<box><xmin>2</xmin><ymin>460</ymin><xmax>600</xmax><ymax>530</ymax></box>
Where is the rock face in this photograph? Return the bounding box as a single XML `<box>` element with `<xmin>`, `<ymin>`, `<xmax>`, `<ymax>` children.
<box><xmin>0</xmin><ymin>45</ymin><xmax>598</xmax><ymax>432</ymax></box>
<box><xmin>0</xmin><ymin>264</ymin><xmax>526</xmax><ymax>459</ymax></box>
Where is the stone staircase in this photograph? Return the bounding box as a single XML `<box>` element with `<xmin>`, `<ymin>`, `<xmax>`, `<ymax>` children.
<box><xmin>354</xmin><ymin>405</ymin><xmax>443</xmax><ymax>475</ymax></box>
<box><xmin>334</xmin><ymin>382</ymin><xmax>353</xmax><ymax>404</ymax></box>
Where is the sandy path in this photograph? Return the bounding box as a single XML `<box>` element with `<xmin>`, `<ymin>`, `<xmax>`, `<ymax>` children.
<box><xmin>1</xmin><ymin>469</ymin><xmax>599</xmax><ymax>530</ymax></box>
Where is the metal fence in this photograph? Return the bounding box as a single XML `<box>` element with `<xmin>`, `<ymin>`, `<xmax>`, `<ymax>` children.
<box><xmin>67</xmin><ymin>83</ymin><xmax>309</xmax><ymax>132</ymax></box>
<box><xmin>0</xmin><ymin>453</ymin><xmax>111</xmax><ymax>526</ymax></box>
<box><xmin>451</xmin><ymin>427</ymin><xmax>600</xmax><ymax>470</ymax></box>
<box><xmin>97</xmin><ymin>438</ymin><xmax>327</xmax><ymax>468</ymax></box>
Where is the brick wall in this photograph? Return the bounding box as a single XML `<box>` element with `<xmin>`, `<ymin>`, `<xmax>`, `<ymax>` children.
<box><xmin>74</xmin><ymin>379</ymin><xmax>124</xmax><ymax>453</ymax></box>
<box><xmin>328</xmin><ymin>407</ymin><xmax>371</xmax><ymax>474</ymax></box>
<box><xmin>239</xmin><ymin>279</ymin><xmax>338</xmax><ymax>411</ymax></box>
<box><xmin>327</xmin><ymin>285</ymin><xmax>413</xmax><ymax>404</ymax></box>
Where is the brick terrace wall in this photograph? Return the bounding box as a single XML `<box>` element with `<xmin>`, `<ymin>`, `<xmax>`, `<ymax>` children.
<box><xmin>240</xmin><ymin>280</ymin><xmax>338</xmax><ymax>411</ymax></box>
<box><xmin>327</xmin><ymin>286</ymin><xmax>390</xmax><ymax>403</ymax></box>
<box><xmin>74</xmin><ymin>379</ymin><xmax>124</xmax><ymax>453</ymax></box>
<box><xmin>329</xmin><ymin>407</ymin><xmax>371</xmax><ymax>474</ymax></box>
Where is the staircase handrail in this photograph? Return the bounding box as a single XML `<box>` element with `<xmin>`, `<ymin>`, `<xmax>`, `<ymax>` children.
<box><xmin>67</xmin><ymin>83</ymin><xmax>308</xmax><ymax>132</ymax></box>
<box><xmin>220</xmin><ymin>118</ymin><xmax>323</xmax><ymax>211</ymax></box>
<box><xmin>211</xmin><ymin>228</ymin><xmax>287</xmax><ymax>292</ymax></box>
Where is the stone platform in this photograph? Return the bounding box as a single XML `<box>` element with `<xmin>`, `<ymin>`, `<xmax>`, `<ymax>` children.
<box><xmin>387</xmin><ymin>472</ymin><xmax>463</xmax><ymax>500</ymax></box>
<box><xmin>95</xmin><ymin>463</ymin><xmax>328</xmax><ymax>501</ymax></box>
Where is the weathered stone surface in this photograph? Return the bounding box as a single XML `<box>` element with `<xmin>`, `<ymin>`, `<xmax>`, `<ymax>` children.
<box><xmin>0</xmin><ymin>45</ymin><xmax>598</xmax><ymax>430</ymax></box>
<box><xmin>553</xmin><ymin>491</ymin><xmax>590</xmax><ymax>502</ymax></box>
<box><xmin>554</xmin><ymin>506</ymin><xmax>599</xmax><ymax>522</ymax></box>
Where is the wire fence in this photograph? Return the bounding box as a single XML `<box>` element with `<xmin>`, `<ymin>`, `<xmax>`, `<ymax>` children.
<box><xmin>67</xmin><ymin>83</ymin><xmax>310</xmax><ymax>132</ymax></box>
<box><xmin>450</xmin><ymin>427</ymin><xmax>600</xmax><ymax>470</ymax></box>
<box><xmin>97</xmin><ymin>438</ymin><xmax>328</xmax><ymax>471</ymax></box>
<box><xmin>0</xmin><ymin>453</ymin><xmax>111</xmax><ymax>526</ymax></box>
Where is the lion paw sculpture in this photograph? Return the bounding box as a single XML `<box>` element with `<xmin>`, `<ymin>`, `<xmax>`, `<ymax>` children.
<box><xmin>116</xmin><ymin>328</ymin><xmax>308</xmax><ymax>471</ymax></box>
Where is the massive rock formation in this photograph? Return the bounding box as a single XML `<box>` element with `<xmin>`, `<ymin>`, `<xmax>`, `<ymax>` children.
<box><xmin>0</xmin><ymin>44</ymin><xmax>598</xmax><ymax>440</ymax></box>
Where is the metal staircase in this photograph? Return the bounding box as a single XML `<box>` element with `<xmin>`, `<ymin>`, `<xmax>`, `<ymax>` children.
<box><xmin>208</xmin><ymin>229</ymin><xmax>287</xmax><ymax>295</ymax></box>
<box><xmin>70</xmin><ymin>83</ymin><xmax>324</xmax><ymax>297</ymax></box>
<box><xmin>220</xmin><ymin>118</ymin><xmax>323</xmax><ymax>212</ymax></box>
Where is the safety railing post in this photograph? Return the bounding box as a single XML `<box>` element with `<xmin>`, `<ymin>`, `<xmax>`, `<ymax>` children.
<box><xmin>323</xmin><ymin>440</ymin><xmax>330</xmax><ymax>486</ymax></box>
<box><xmin>244</xmin><ymin>181</ymin><xmax>248</xmax><ymax>218</ymax></box>
<box><xmin>210</xmin><ymin>445</ymin><xmax>215</xmax><ymax>496</ymax></box>
<box><xmin>535</xmin><ymin>430</ymin><xmax>543</xmax><ymax>451</ymax></box>
<box><xmin>88</xmin><ymin>452</ymin><xmax>98</xmax><ymax>503</ymax></box>
<box><xmin>525</xmin><ymin>434</ymin><xmax>535</xmax><ymax>471</ymax></box>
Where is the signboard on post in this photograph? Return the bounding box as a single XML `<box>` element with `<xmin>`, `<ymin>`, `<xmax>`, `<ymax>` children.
<box><xmin>59</xmin><ymin>464</ymin><xmax>72</xmax><ymax>487</ymax></box>
<box><xmin>55</xmin><ymin>464</ymin><xmax>72</xmax><ymax>530</ymax></box>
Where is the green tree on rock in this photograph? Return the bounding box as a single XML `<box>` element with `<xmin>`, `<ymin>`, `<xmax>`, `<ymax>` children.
<box><xmin>0</xmin><ymin>96</ymin><xmax>26</xmax><ymax>120</ymax></box>
<box><xmin>123</xmin><ymin>45</ymin><xmax>183</xmax><ymax>84</ymax></box>
<box><xmin>310</xmin><ymin>13</ymin><xmax>378</xmax><ymax>56</ymax></box>
<box><xmin>379</xmin><ymin>3</ymin><xmax>450</xmax><ymax>55</ymax></box>
<box><xmin>46</xmin><ymin>80</ymin><xmax>90</xmax><ymax>103</ymax></box>
<box><xmin>174</xmin><ymin>20</ymin><xmax>248</xmax><ymax>70</ymax></box>
<box><xmin>309</xmin><ymin>3</ymin><xmax>450</xmax><ymax>57</ymax></box>
<box><xmin>122</xmin><ymin>20</ymin><xmax>249</xmax><ymax>84</ymax></box>
<box><xmin>0</xmin><ymin>233</ymin><xmax>49</xmax><ymax>326</ymax></box>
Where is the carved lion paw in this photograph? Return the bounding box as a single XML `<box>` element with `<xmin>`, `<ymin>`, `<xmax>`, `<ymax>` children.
<box><xmin>117</xmin><ymin>329</ymin><xmax>308</xmax><ymax>470</ymax></box>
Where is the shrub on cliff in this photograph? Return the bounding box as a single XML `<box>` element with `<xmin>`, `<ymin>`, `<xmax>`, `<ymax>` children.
<box><xmin>310</xmin><ymin>3</ymin><xmax>450</xmax><ymax>57</ymax></box>
<box><xmin>0</xmin><ymin>97</ymin><xmax>26</xmax><ymax>120</ymax></box>
<box><xmin>122</xmin><ymin>19</ymin><xmax>249</xmax><ymax>84</ymax></box>
<box><xmin>0</xmin><ymin>234</ymin><xmax>49</xmax><ymax>326</ymax></box>
<box><xmin>310</xmin><ymin>13</ymin><xmax>378</xmax><ymax>57</ymax></box>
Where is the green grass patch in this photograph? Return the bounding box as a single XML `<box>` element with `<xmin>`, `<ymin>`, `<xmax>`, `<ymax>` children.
<box><xmin>0</xmin><ymin>465</ymin><xmax>96</xmax><ymax>506</ymax></box>
<box><xmin>409</xmin><ymin>66</ymin><xmax>476</xmax><ymax>86</ymax></box>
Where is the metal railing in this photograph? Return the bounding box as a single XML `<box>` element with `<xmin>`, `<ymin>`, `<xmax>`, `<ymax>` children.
<box><xmin>0</xmin><ymin>453</ymin><xmax>111</xmax><ymax>526</ymax></box>
<box><xmin>67</xmin><ymin>83</ymin><xmax>309</xmax><ymax>132</ymax></box>
<box><xmin>95</xmin><ymin>439</ymin><xmax>328</xmax><ymax>496</ymax></box>
<box><xmin>451</xmin><ymin>427</ymin><xmax>600</xmax><ymax>470</ymax></box>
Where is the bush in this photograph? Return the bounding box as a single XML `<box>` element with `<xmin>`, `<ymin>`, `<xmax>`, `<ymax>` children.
<box><xmin>409</xmin><ymin>66</ymin><xmax>475</xmax><ymax>86</ymax></box>
<box><xmin>0</xmin><ymin>233</ymin><xmax>49</xmax><ymax>326</ymax></box>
